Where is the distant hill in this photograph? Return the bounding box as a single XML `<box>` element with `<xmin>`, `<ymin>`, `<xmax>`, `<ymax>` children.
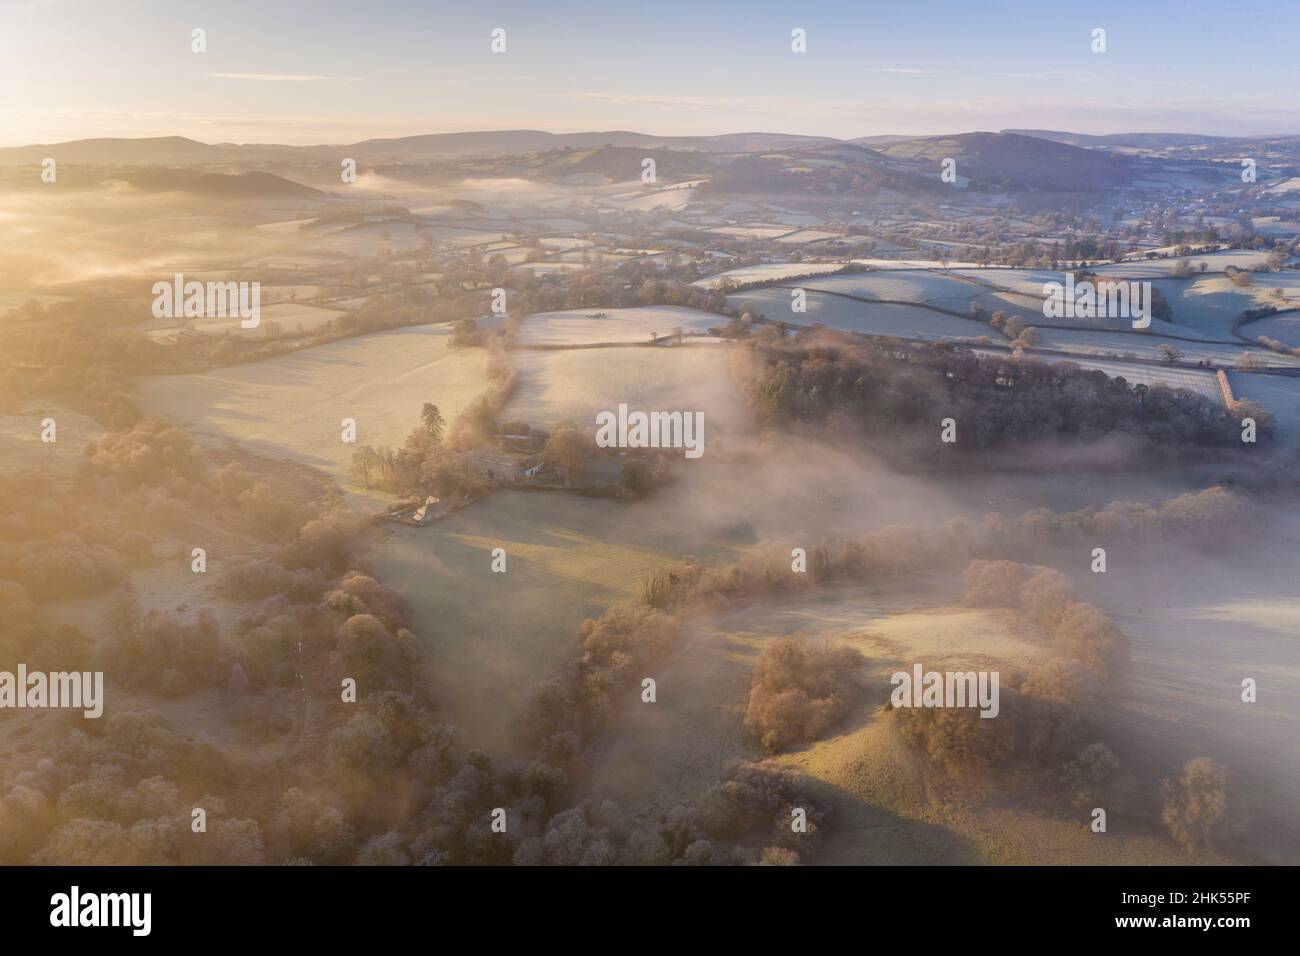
<box><xmin>116</xmin><ymin>169</ymin><xmax>324</xmax><ymax>198</ymax></box>
<box><xmin>1003</xmin><ymin>129</ymin><xmax>1242</xmax><ymax>149</ymax></box>
<box><xmin>6</xmin><ymin>129</ymin><xmax>1291</xmax><ymax>189</ymax></box>
<box><xmin>853</xmin><ymin>134</ymin><xmax>924</xmax><ymax>146</ymax></box>
<box><xmin>1003</xmin><ymin>128</ymin><xmax>1300</xmax><ymax>168</ymax></box>
<box><xmin>344</xmin><ymin>129</ymin><xmax>840</xmax><ymax>160</ymax></box>
<box><xmin>0</xmin><ymin>136</ymin><xmax>230</xmax><ymax>167</ymax></box>
<box><xmin>515</xmin><ymin>145</ymin><xmax>715</xmax><ymax>183</ymax></box>
<box><xmin>0</xmin><ymin>130</ymin><xmax>843</xmax><ymax>167</ymax></box>
<box><xmin>861</xmin><ymin>131</ymin><xmax>1135</xmax><ymax>189</ymax></box>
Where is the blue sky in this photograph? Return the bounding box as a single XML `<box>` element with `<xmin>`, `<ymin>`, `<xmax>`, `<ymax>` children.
<box><xmin>2</xmin><ymin>0</ymin><xmax>1297</xmax><ymax>145</ymax></box>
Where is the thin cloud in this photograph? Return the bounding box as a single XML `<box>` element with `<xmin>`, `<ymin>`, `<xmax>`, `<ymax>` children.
<box><xmin>873</xmin><ymin>67</ymin><xmax>942</xmax><ymax>75</ymax></box>
<box><xmin>205</xmin><ymin>73</ymin><xmax>365</xmax><ymax>83</ymax></box>
<box><xmin>992</xmin><ymin>70</ymin><xmax>1094</xmax><ymax>79</ymax></box>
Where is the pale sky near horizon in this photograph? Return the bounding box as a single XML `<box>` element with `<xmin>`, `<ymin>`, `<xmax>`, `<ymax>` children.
<box><xmin>1</xmin><ymin>0</ymin><xmax>1297</xmax><ymax>147</ymax></box>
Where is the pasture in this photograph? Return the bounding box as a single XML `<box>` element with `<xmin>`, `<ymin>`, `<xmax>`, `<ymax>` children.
<box><xmin>515</xmin><ymin>306</ymin><xmax>721</xmax><ymax>346</ymax></box>
<box><xmin>506</xmin><ymin>345</ymin><xmax>750</xmax><ymax>437</ymax></box>
<box><xmin>136</xmin><ymin>324</ymin><xmax>489</xmax><ymax>484</ymax></box>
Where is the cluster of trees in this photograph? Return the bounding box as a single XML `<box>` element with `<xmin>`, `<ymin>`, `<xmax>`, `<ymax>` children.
<box><xmin>448</xmin><ymin>318</ymin><xmax>482</xmax><ymax>348</ymax></box>
<box><xmin>506</xmin><ymin>761</ymin><xmax>829</xmax><ymax>866</ymax></box>
<box><xmin>886</xmin><ymin>559</ymin><xmax>1126</xmax><ymax>794</ymax></box>
<box><xmin>710</xmin><ymin>264</ymin><xmax>863</xmax><ymax>296</ymax></box>
<box><xmin>636</xmin><ymin>486</ymin><xmax>1256</xmax><ymax>623</ymax></box>
<box><xmin>981</xmin><ymin>308</ymin><xmax>1042</xmax><ymax>348</ymax></box>
<box><xmin>960</xmin><ymin>560</ymin><xmax>1124</xmax><ymax>680</ymax></box>
<box><xmin>744</xmin><ymin>638</ymin><xmax>865</xmax><ymax>752</ymax></box>
<box><xmin>102</xmin><ymin>599</ymin><xmax>223</xmax><ymax>696</ymax></box>
<box><xmin>0</xmin><ymin>536</ymin><xmax>127</xmax><ymax>600</ymax></box>
<box><xmin>1160</xmin><ymin>757</ymin><xmax>1236</xmax><ymax>854</ymax></box>
<box><xmin>83</xmin><ymin>419</ymin><xmax>201</xmax><ymax>485</ymax></box>
<box><xmin>634</xmin><ymin>279</ymin><xmax>730</xmax><ymax>315</ymax></box>
<box><xmin>618</xmin><ymin>455</ymin><xmax>670</xmax><ymax>499</ymax></box>
<box><xmin>351</xmin><ymin>339</ymin><xmax>521</xmax><ymax>499</ymax></box>
<box><xmin>1253</xmin><ymin>334</ymin><xmax>1300</xmax><ymax>359</ymax></box>
<box><xmin>734</xmin><ymin>336</ymin><xmax>1263</xmax><ymax>458</ymax></box>
<box><xmin>887</xmin><ymin>556</ymin><xmax>1241</xmax><ymax>855</ymax></box>
<box><xmin>1</xmin><ymin>711</ymin><xmax>268</xmax><ymax>865</ymax></box>
<box><xmin>540</xmin><ymin>424</ymin><xmax>594</xmax><ymax>487</ymax></box>
<box><xmin>0</xmin><ymin>300</ymin><xmax>148</xmax><ymax>428</ymax></box>
<box><xmin>0</xmin><ymin>420</ymin><xmax>221</xmax><ymax>602</ymax></box>
<box><xmin>2</xmin><ymin>438</ymin><xmax>1263</xmax><ymax>866</ymax></box>
<box><xmin>528</xmin><ymin>605</ymin><xmax>682</xmax><ymax>741</ymax></box>
<box><xmin>0</xmin><ymin>579</ymin><xmax>91</xmax><ymax>673</ymax></box>
<box><xmin>618</xmin><ymin>487</ymin><xmax>1265</xmax><ymax>850</ymax></box>
<box><xmin>350</xmin><ymin>402</ymin><xmax>449</xmax><ymax>495</ymax></box>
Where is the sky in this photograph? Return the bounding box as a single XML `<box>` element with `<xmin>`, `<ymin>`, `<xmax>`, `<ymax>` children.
<box><xmin>1</xmin><ymin>0</ymin><xmax>1298</xmax><ymax>147</ymax></box>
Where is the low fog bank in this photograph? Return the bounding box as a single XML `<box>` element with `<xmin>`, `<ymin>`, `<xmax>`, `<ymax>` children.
<box><xmin>1070</xmin><ymin>530</ymin><xmax>1300</xmax><ymax>860</ymax></box>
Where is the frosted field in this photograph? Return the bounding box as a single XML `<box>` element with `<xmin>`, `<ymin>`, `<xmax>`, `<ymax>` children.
<box><xmin>306</xmin><ymin>222</ymin><xmax>426</xmax><ymax>255</ymax></box>
<box><xmin>1091</xmin><ymin>249</ymin><xmax>1274</xmax><ymax>279</ymax></box>
<box><xmin>1226</xmin><ymin>373</ymin><xmax>1300</xmax><ymax>433</ymax></box>
<box><xmin>1264</xmin><ymin>177</ymin><xmax>1300</xmax><ymax>195</ymax></box>
<box><xmin>254</xmin><ymin>217</ymin><xmax>327</xmax><ymax>236</ymax></box>
<box><xmin>479</xmin><ymin>246</ymin><xmax>532</xmax><ymax>265</ymax></box>
<box><xmin>420</xmin><ymin>226</ymin><xmax>511</xmax><ymax>247</ymax></box>
<box><xmin>257</xmin><ymin>302</ymin><xmax>345</xmax><ymax>334</ymax></box>
<box><xmin>610</xmin><ymin>186</ymin><xmax>697</xmax><ymax>212</ymax></box>
<box><xmin>366</xmin><ymin>486</ymin><xmax>747</xmax><ymax>751</ymax></box>
<box><xmin>708</xmin><ymin>225</ymin><xmax>798</xmax><ymax>240</ymax></box>
<box><xmin>1152</xmin><ymin>277</ymin><xmax>1260</xmax><ymax>337</ymax></box>
<box><xmin>521</xmin><ymin>218</ymin><xmax>592</xmax><ymax>232</ymax></box>
<box><xmin>505</xmin><ymin>346</ymin><xmax>750</xmax><ymax>436</ymax></box>
<box><xmin>1042</xmin><ymin>357</ymin><xmax>1224</xmax><ymax>401</ymax></box>
<box><xmin>942</xmin><ymin>270</ymin><xmax>1251</xmax><ymax>335</ymax></box>
<box><xmin>260</xmin><ymin>285</ymin><xmax>323</xmax><ymax>304</ymax></box>
<box><xmin>799</xmin><ymin>270</ymin><xmax>970</xmax><ymax>302</ymax></box>
<box><xmin>796</xmin><ymin>270</ymin><xmax>1044</xmax><ymax>318</ymax></box>
<box><xmin>852</xmin><ymin>257</ymin><xmax>985</xmax><ymax>270</ymax></box>
<box><xmin>0</xmin><ymin>403</ymin><xmax>103</xmax><ymax>475</ymax></box>
<box><xmin>146</xmin><ymin>302</ymin><xmax>346</xmax><ymax>339</ymax></box>
<box><xmin>1157</xmin><ymin>273</ymin><xmax>1300</xmax><ymax>335</ymax></box>
<box><xmin>1035</xmin><ymin>326</ymin><xmax>1300</xmax><ymax>367</ymax></box>
<box><xmin>842</xmin><ymin>236</ymin><xmax>913</xmax><ymax>253</ymax></box>
<box><xmin>136</xmin><ymin>324</ymin><xmax>489</xmax><ymax>483</ymax></box>
<box><xmin>507</xmin><ymin>261</ymin><xmax>588</xmax><ymax>276</ymax></box>
<box><xmin>1250</xmin><ymin>217</ymin><xmax>1300</xmax><ymax>236</ymax></box>
<box><xmin>951</xmin><ymin>268</ymin><xmax>1065</xmax><ymax>296</ymax></box>
<box><xmin>728</xmin><ymin>288</ymin><xmax>990</xmax><ymax>340</ymax></box>
<box><xmin>1242</xmin><ymin>271</ymin><xmax>1300</xmax><ymax>316</ymax></box>
<box><xmin>775</xmin><ymin>229</ymin><xmax>843</xmax><ymax>244</ymax></box>
<box><xmin>1246</xmin><ymin>313</ymin><xmax>1300</xmax><ymax>348</ymax></box>
<box><xmin>550</xmin><ymin>249</ymin><xmax>631</xmax><ymax>263</ymax></box>
<box><xmin>537</xmin><ymin>236</ymin><xmax>593</xmax><ymax>250</ymax></box>
<box><xmin>141</xmin><ymin>304</ymin><xmax>348</xmax><ymax>343</ymax></box>
<box><xmin>517</xmin><ymin>306</ymin><xmax>721</xmax><ymax>346</ymax></box>
<box><xmin>692</xmin><ymin>261</ymin><xmax>848</xmax><ymax>288</ymax></box>
<box><xmin>242</xmin><ymin>254</ymin><xmax>339</xmax><ymax>271</ymax></box>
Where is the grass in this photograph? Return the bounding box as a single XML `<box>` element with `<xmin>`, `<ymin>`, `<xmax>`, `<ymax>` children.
<box><xmin>365</xmin><ymin>488</ymin><xmax>747</xmax><ymax>752</ymax></box>
<box><xmin>516</xmin><ymin>306</ymin><xmax>721</xmax><ymax>346</ymax></box>
<box><xmin>506</xmin><ymin>345</ymin><xmax>750</xmax><ymax>436</ymax></box>
<box><xmin>136</xmin><ymin>323</ymin><xmax>489</xmax><ymax>485</ymax></box>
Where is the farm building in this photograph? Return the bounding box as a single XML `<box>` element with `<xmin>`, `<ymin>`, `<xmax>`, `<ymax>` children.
<box><xmin>386</xmin><ymin>495</ymin><xmax>453</xmax><ymax>526</ymax></box>
<box><xmin>462</xmin><ymin>449</ymin><xmax>544</xmax><ymax>483</ymax></box>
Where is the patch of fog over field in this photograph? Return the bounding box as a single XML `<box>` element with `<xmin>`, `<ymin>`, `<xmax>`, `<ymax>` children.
<box><xmin>1071</xmin><ymin>520</ymin><xmax>1300</xmax><ymax>861</ymax></box>
<box><xmin>386</xmin><ymin>428</ymin><xmax>1299</xmax><ymax>861</ymax></box>
<box><xmin>369</xmin><ymin>438</ymin><xmax>986</xmax><ymax>750</ymax></box>
<box><xmin>369</xmin><ymin>438</ymin><xmax>974</xmax><ymax>751</ymax></box>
